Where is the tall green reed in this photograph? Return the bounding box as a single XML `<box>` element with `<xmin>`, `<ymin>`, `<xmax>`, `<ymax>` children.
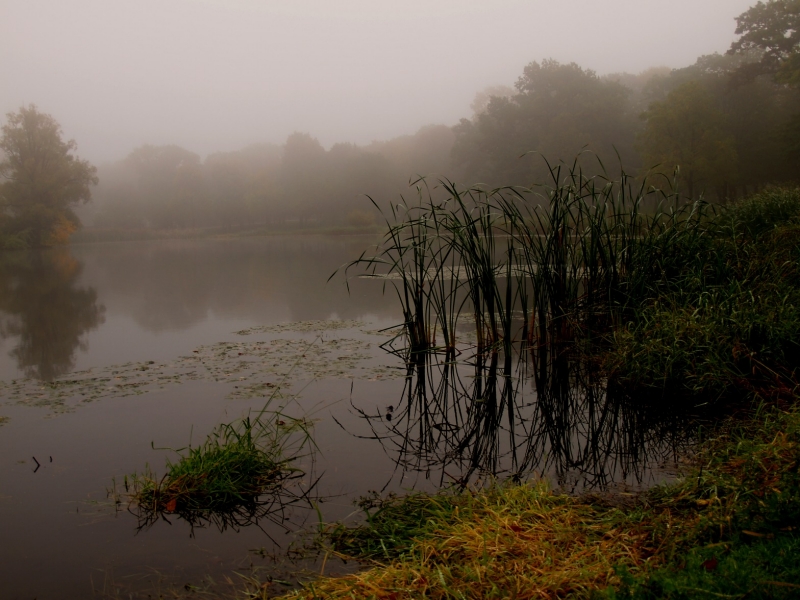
<box><xmin>342</xmin><ymin>159</ymin><xmax>697</xmax><ymax>366</ymax></box>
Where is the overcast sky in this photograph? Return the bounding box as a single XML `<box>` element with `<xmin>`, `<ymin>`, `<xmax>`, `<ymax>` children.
<box><xmin>1</xmin><ymin>0</ymin><xmax>756</xmax><ymax>163</ymax></box>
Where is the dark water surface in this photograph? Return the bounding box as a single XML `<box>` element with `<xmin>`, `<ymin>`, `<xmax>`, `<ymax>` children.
<box><xmin>0</xmin><ymin>237</ymin><xmax>684</xmax><ymax>599</ymax></box>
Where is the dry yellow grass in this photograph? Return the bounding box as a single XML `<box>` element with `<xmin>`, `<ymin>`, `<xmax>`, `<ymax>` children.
<box><xmin>276</xmin><ymin>483</ymin><xmax>660</xmax><ymax>600</ymax></box>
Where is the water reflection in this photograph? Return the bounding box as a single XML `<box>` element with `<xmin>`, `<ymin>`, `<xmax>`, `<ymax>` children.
<box><xmin>354</xmin><ymin>347</ymin><xmax>688</xmax><ymax>492</ymax></box>
<box><xmin>129</xmin><ymin>479</ymin><xmax>320</xmax><ymax>540</ymax></box>
<box><xmin>0</xmin><ymin>249</ymin><xmax>105</xmax><ymax>380</ymax></box>
<box><xmin>74</xmin><ymin>237</ymin><xmax>394</xmax><ymax>333</ymax></box>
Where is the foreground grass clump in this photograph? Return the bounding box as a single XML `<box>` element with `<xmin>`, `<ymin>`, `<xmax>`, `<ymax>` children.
<box><xmin>269</xmin><ymin>405</ymin><xmax>800</xmax><ymax>599</ymax></box>
<box><xmin>129</xmin><ymin>412</ymin><xmax>312</xmax><ymax>515</ymax></box>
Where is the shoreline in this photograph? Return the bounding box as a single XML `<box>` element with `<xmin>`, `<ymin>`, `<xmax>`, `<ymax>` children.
<box><xmin>69</xmin><ymin>225</ymin><xmax>384</xmax><ymax>245</ymax></box>
<box><xmin>263</xmin><ymin>403</ymin><xmax>800</xmax><ymax>599</ymax></box>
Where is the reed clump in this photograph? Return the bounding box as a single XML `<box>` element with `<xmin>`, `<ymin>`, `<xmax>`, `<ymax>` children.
<box><xmin>128</xmin><ymin>412</ymin><xmax>312</xmax><ymax>516</ymax></box>
<box><xmin>343</xmin><ymin>165</ymin><xmax>800</xmax><ymax>407</ymax></box>
<box><xmin>344</xmin><ymin>165</ymin><xmax>663</xmax><ymax>359</ymax></box>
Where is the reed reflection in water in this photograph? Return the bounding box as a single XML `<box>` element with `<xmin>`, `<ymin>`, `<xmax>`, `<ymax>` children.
<box><xmin>128</xmin><ymin>478</ymin><xmax>321</xmax><ymax>540</ymax></box>
<box><xmin>351</xmin><ymin>343</ymin><xmax>689</xmax><ymax>492</ymax></box>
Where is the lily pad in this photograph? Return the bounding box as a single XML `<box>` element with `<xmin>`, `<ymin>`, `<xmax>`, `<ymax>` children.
<box><xmin>0</xmin><ymin>325</ymin><xmax>406</xmax><ymax>415</ymax></box>
<box><xmin>235</xmin><ymin>320</ymin><xmax>365</xmax><ymax>335</ymax></box>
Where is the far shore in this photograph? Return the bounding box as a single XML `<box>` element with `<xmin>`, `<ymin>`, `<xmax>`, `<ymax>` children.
<box><xmin>69</xmin><ymin>224</ymin><xmax>384</xmax><ymax>244</ymax></box>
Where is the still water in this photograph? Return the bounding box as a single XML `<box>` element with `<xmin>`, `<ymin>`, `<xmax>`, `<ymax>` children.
<box><xmin>0</xmin><ymin>237</ymin><xmax>684</xmax><ymax>599</ymax></box>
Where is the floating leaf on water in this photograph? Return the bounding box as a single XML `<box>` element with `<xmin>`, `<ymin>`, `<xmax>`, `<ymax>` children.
<box><xmin>235</xmin><ymin>320</ymin><xmax>365</xmax><ymax>335</ymax></box>
<box><xmin>0</xmin><ymin>329</ymin><xmax>405</xmax><ymax>414</ymax></box>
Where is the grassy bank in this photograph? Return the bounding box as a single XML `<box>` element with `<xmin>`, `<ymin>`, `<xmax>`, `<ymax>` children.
<box><xmin>255</xmin><ymin>186</ymin><xmax>800</xmax><ymax>599</ymax></box>
<box><xmin>262</xmin><ymin>403</ymin><xmax>799</xmax><ymax>599</ymax></box>
<box><xmin>605</xmin><ymin>188</ymin><xmax>800</xmax><ymax>405</ymax></box>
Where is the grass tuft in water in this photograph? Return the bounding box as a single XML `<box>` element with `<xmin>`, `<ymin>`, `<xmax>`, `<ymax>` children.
<box><xmin>128</xmin><ymin>411</ymin><xmax>313</xmax><ymax>516</ymax></box>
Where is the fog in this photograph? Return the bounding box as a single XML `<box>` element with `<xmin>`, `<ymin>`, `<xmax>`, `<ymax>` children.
<box><xmin>1</xmin><ymin>0</ymin><xmax>754</xmax><ymax>162</ymax></box>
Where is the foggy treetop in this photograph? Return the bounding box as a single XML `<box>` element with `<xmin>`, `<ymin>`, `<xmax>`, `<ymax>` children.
<box><xmin>1</xmin><ymin>0</ymin><xmax>754</xmax><ymax>162</ymax></box>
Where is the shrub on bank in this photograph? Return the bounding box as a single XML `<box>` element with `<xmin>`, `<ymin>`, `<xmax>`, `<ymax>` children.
<box><xmin>606</xmin><ymin>188</ymin><xmax>800</xmax><ymax>405</ymax></box>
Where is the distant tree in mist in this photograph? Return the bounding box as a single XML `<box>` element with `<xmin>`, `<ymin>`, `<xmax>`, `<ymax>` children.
<box><xmin>639</xmin><ymin>81</ymin><xmax>737</xmax><ymax>198</ymax></box>
<box><xmin>278</xmin><ymin>133</ymin><xmax>327</xmax><ymax>223</ymax></box>
<box><xmin>125</xmin><ymin>145</ymin><xmax>203</xmax><ymax>228</ymax></box>
<box><xmin>0</xmin><ymin>105</ymin><xmax>97</xmax><ymax>248</ymax></box>
<box><xmin>93</xmin><ymin>144</ymin><xmax>281</xmax><ymax>230</ymax></box>
<box><xmin>89</xmin><ymin>126</ymin><xmax>456</xmax><ymax>232</ymax></box>
<box><xmin>470</xmin><ymin>85</ymin><xmax>515</xmax><ymax>119</ymax></box>
<box><xmin>452</xmin><ymin>59</ymin><xmax>638</xmax><ymax>186</ymax></box>
<box><xmin>325</xmin><ymin>142</ymin><xmax>392</xmax><ymax>225</ymax></box>
<box><xmin>366</xmin><ymin>125</ymin><xmax>456</xmax><ymax>181</ymax></box>
<box><xmin>640</xmin><ymin>51</ymin><xmax>800</xmax><ymax>197</ymax></box>
<box><xmin>85</xmin><ymin>3</ymin><xmax>800</xmax><ymax>236</ymax></box>
<box><xmin>603</xmin><ymin>67</ymin><xmax>671</xmax><ymax>113</ymax></box>
<box><xmin>451</xmin><ymin>37</ymin><xmax>799</xmax><ymax>200</ymax></box>
<box><xmin>204</xmin><ymin>144</ymin><xmax>282</xmax><ymax>227</ymax></box>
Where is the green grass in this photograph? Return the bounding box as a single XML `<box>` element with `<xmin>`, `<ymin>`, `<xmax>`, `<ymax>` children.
<box><xmin>605</xmin><ymin>402</ymin><xmax>800</xmax><ymax>599</ymax></box>
<box><xmin>126</xmin><ymin>409</ymin><xmax>313</xmax><ymax>516</ymax></box>
<box><xmin>606</xmin><ymin>189</ymin><xmax>800</xmax><ymax>405</ymax></box>
<box><xmin>325</xmin><ymin>491</ymin><xmax>464</xmax><ymax>561</ymax></box>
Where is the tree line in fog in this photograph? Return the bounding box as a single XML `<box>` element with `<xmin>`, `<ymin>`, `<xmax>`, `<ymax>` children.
<box><xmin>81</xmin><ymin>124</ymin><xmax>456</xmax><ymax>231</ymax></box>
<box><xmin>5</xmin><ymin>0</ymin><xmax>800</xmax><ymax>240</ymax></box>
<box><xmin>85</xmin><ymin>56</ymin><xmax>800</xmax><ymax>232</ymax></box>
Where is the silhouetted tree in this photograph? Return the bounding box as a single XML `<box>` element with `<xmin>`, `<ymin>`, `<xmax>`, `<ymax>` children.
<box><xmin>728</xmin><ymin>1</ymin><xmax>800</xmax><ymax>170</ymax></box>
<box><xmin>728</xmin><ymin>0</ymin><xmax>800</xmax><ymax>86</ymax></box>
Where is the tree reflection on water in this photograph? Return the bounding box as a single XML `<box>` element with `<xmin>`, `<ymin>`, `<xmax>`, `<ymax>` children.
<box><xmin>0</xmin><ymin>249</ymin><xmax>105</xmax><ymax>380</ymax></box>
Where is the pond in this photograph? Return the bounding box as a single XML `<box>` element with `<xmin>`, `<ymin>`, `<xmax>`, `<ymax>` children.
<box><xmin>0</xmin><ymin>237</ymin><xmax>686</xmax><ymax>599</ymax></box>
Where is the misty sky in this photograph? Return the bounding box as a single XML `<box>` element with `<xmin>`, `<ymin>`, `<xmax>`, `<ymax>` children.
<box><xmin>1</xmin><ymin>0</ymin><xmax>755</xmax><ymax>163</ymax></box>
